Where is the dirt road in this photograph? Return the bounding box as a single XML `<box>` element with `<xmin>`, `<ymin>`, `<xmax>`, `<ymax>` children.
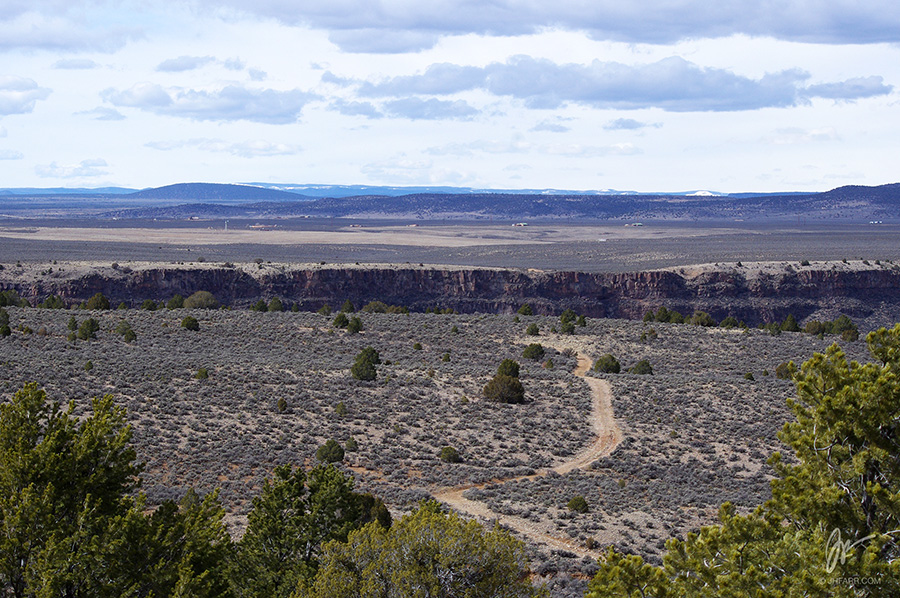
<box><xmin>432</xmin><ymin>353</ymin><xmax>621</xmax><ymax>558</ymax></box>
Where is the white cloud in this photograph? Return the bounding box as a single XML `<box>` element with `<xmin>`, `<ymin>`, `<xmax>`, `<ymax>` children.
<box><xmin>0</xmin><ymin>149</ymin><xmax>24</xmax><ymax>160</ymax></box>
<box><xmin>35</xmin><ymin>158</ymin><xmax>108</xmax><ymax>178</ymax></box>
<box><xmin>52</xmin><ymin>58</ymin><xmax>100</xmax><ymax>69</ymax></box>
<box><xmin>545</xmin><ymin>142</ymin><xmax>642</xmax><ymax>157</ymax></box>
<box><xmin>210</xmin><ymin>0</ymin><xmax>900</xmax><ymax>51</ymax></box>
<box><xmin>336</xmin><ymin>55</ymin><xmax>893</xmax><ymax>112</ymax></box>
<box><xmin>530</xmin><ymin>121</ymin><xmax>571</xmax><ymax>133</ymax></box>
<box><xmin>156</xmin><ymin>55</ymin><xmax>216</xmax><ymax>72</ymax></box>
<box><xmin>382</xmin><ymin>97</ymin><xmax>478</xmax><ymax>120</ymax></box>
<box><xmin>0</xmin><ymin>77</ymin><xmax>52</xmax><ymax>116</ymax></box>
<box><xmin>768</xmin><ymin>127</ymin><xmax>840</xmax><ymax>145</ymax></box>
<box><xmin>329</xmin><ymin>99</ymin><xmax>383</xmax><ymax>118</ymax></box>
<box><xmin>103</xmin><ymin>83</ymin><xmax>316</xmax><ymax>124</ymax></box>
<box><xmin>0</xmin><ymin>11</ymin><xmax>138</xmax><ymax>52</ymax></box>
<box><xmin>604</xmin><ymin>118</ymin><xmax>659</xmax><ymax>130</ymax></box>
<box><xmin>77</xmin><ymin>107</ymin><xmax>126</xmax><ymax>121</ymax></box>
<box><xmin>146</xmin><ymin>138</ymin><xmax>301</xmax><ymax>157</ymax></box>
<box><xmin>223</xmin><ymin>58</ymin><xmax>245</xmax><ymax>71</ymax></box>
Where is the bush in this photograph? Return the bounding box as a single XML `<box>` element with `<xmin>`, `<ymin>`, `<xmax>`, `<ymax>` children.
<box><xmin>483</xmin><ymin>374</ymin><xmax>525</xmax><ymax>404</ymax></box>
<box><xmin>195</xmin><ymin>368</ymin><xmax>209</xmax><ymax>379</ymax></box>
<box><xmin>76</xmin><ymin>318</ymin><xmax>99</xmax><ymax>340</ymax></box>
<box><xmin>744</xmin><ymin>372</ymin><xmax>755</xmax><ymax>381</ymax></box>
<box><xmin>38</xmin><ymin>295</ymin><xmax>65</xmax><ymax>309</ymax></box>
<box><xmin>84</xmin><ymin>361</ymin><xmax>93</xmax><ymax>372</ymax></box>
<box><xmin>346</xmin><ymin>317</ymin><xmax>363</xmax><ymax>334</ymax></box>
<box><xmin>842</xmin><ymin>328</ymin><xmax>859</xmax><ymax>342</ymax></box>
<box><xmin>316</xmin><ymin>439</ymin><xmax>345</xmax><ymax>463</ymax></box>
<box><xmin>123</xmin><ymin>329</ymin><xmax>136</xmax><ymax>343</ymax></box>
<box><xmin>317</xmin><ymin>304</ymin><xmax>333</xmax><ymax>316</ymax></box>
<box><xmin>332</xmin><ymin>313</ymin><xmax>349</xmax><ymax>328</ymax></box>
<box><xmin>525</xmin><ymin>323</ymin><xmax>539</xmax><ymax>336</ymax></box>
<box><xmin>719</xmin><ymin>316</ymin><xmax>739</xmax><ymax>329</ymax></box>
<box><xmin>183</xmin><ymin>291</ymin><xmax>219</xmax><ymax>309</ymax></box>
<box><xmin>345</xmin><ymin>437</ymin><xmax>358</xmax><ymax>452</ymax></box>
<box><xmin>167</xmin><ymin>294</ymin><xmax>184</xmax><ymax>309</ymax></box>
<box><xmin>439</xmin><ymin>446</ymin><xmax>462</xmax><ymax>463</ymax></box>
<box><xmin>567</xmin><ymin>495</ymin><xmax>589</xmax><ymax>513</ymax></box>
<box><xmin>517</xmin><ymin>304</ymin><xmax>533</xmax><ymax>316</ymax></box>
<box><xmin>361</xmin><ymin>301</ymin><xmax>408</xmax><ymax>314</ymax></box>
<box><xmin>181</xmin><ymin>316</ymin><xmax>200</xmax><ymax>331</ymax></box>
<box><xmin>268</xmin><ymin>297</ymin><xmax>284</xmax><ymax>312</ymax></box>
<box><xmin>630</xmin><ymin>359</ymin><xmax>653</xmax><ymax>375</ymax></box>
<box><xmin>250</xmin><ymin>299</ymin><xmax>268</xmax><ymax>312</ymax></box>
<box><xmin>522</xmin><ymin>343</ymin><xmax>545</xmax><ymax>360</ymax></box>
<box><xmin>594</xmin><ymin>354</ymin><xmax>621</xmax><ymax>374</ymax></box>
<box><xmin>560</xmin><ymin>321</ymin><xmax>576</xmax><ymax>335</ymax></box>
<box><xmin>413</xmin><ymin>342</ymin><xmax>422</xmax><ymax>350</ymax></box>
<box><xmin>67</xmin><ymin>316</ymin><xmax>78</xmax><ymax>331</ymax></box>
<box><xmin>780</xmin><ymin>314</ymin><xmax>800</xmax><ymax>332</ymax></box>
<box><xmin>775</xmin><ymin>361</ymin><xmax>796</xmax><ymax>380</ymax></box>
<box><xmin>497</xmin><ymin>359</ymin><xmax>520</xmax><ymax>378</ymax></box>
<box><xmin>140</xmin><ymin>299</ymin><xmax>157</xmax><ymax>311</ymax></box>
<box><xmin>560</xmin><ymin>309</ymin><xmax>577</xmax><ymax>325</ymax></box>
<box><xmin>351</xmin><ymin>347</ymin><xmax>380</xmax><ymax>381</ymax></box>
<box><xmin>340</xmin><ymin>300</ymin><xmax>355</xmax><ymax>313</ymax></box>
<box><xmin>690</xmin><ymin>311</ymin><xmax>716</xmax><ymax>327</ymax></box>
<box><xmin>85</xmin><ymin>292</ymin><xmax>110</xmax><ymax>310</ymax></box>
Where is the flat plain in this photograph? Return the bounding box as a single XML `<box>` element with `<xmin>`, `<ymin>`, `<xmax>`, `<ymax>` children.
<box><xmin>2</xmin><ymin>218</ymin><xmax>900</xmax><ymax>271</ymax></box>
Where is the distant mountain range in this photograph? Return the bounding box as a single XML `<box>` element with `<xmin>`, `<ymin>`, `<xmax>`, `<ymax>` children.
<box><xmin>2</xmin><ymin>182</ymin><xmax>898</xmax><ymax>222</ymax></box>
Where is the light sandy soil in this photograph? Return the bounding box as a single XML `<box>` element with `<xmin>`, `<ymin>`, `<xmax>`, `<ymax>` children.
<box><xmin>432</xmin><ymin>352</ymin><xmax>621</xmax><ymax>559</ymax></box>
<box><xmin>0</xmin><ymin>222</ymin><xmax>749</xmax><ymax>248</ymax></box>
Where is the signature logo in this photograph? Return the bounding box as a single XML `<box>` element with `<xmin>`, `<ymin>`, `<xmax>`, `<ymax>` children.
<box><xmin>824</xmin><ymin>529</ymin><xmax>877</xmax><ymax>574</ymax></box>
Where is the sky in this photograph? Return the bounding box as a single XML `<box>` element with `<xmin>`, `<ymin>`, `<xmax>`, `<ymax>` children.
<box><xmin>1</xmin><ymin>1</ymin><xmax>899</xmax><ymax>193</ymax></box>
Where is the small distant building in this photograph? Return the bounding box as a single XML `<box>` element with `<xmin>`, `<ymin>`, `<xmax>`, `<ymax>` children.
<box><xmin>512</xmin><ymin>222</ymin><xmax>528</xmax><ymax>227</ymax></box>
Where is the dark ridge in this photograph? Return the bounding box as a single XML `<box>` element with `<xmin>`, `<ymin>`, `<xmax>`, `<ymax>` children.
<box><xmin>127</xmin><ymin>183</ymin><xmax>313</xmax><ymax>202</ymax></box>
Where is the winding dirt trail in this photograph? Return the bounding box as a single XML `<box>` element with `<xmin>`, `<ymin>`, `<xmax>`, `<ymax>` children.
<box><xmin>431</xmin><ymin>352</ymin><xmax>622</xmax><ymax>558</ymax></box>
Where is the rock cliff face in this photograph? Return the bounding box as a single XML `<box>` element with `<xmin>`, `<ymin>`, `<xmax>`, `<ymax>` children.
<box><xmin>3</xmin><ymin>263</ymin><xmax>899</xmax><ymax>327</ymax></box>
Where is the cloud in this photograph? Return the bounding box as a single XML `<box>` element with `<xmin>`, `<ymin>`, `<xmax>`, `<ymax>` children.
<box><xmin>338</xmin><ymin>55</ymin><xmax>892</xmax><ymax>112</ymax></box>
<box><xmin>359</xmin><ymin>63</ymin><xmax>484</xmax><ymax>96</ymax></box>
<box><xmin>223</xmin><ymin>58</ymin><xmax>245</xmax><ymax>71</ymax></box>
<box><xmin>103</xmin><ymin>83</ymin><xmax>317</xmax><ymax>124</ymax></box>
<box><xmin>329</xmin><ymin>99</ymin><xmax>383</xmax><ymax>118</ymax></box>
<box><xmin>382</xmin><ymin>97</ymin><xmax>478</xmax><ymax>120</ymax></box>
<box><xmin>0</xmin><ymin>11</ymin><xmax>138</xmax><ymax>52</ymax></box>
<box><xmin>212</xmin><ymin>1</ymin><xmax>900</xmax><ymax>51</ymax></box>
<box><xmin>768</xmin><ymin>127</ymin><xmax>840</xmax><ymax>145</ymax></box>
<box><xmin>146</xmin><ymin>138</ymin><xmax>301</xmax><ymax>157</ymax></box>
<box><xmin>52</xmin><ymin>58</ymin><xmax>99</xmax><ymax>69</ymax></box>
<box><xmin>604</xmin><ymin>118</ymin><xmax>659</xmax><ymax>130</ymax></box>
<box><xmin>426</xmin><ymin>139</ymin><xmax>532</xmax><ymax>156</ymax></box>
<box><xmin>530</xmin><ymin>120</ymin><xmax>571</xmax><ymax>133</ymax></box>
<box><xmin>0</xmin><ymin>149</ymin><xmax>24</xmax><ymax>160</ymax></box>
<box><xmin>157</xmin><ymin>55</ymin><xmax>216</xmax><ymax>72</ymax></box>
<box><xmin>77</xmin><ymin>107</ymin><xmax>126</xmax><ymax>121</ymax></box>
<box><xmin>803</xmin><ymin>76</ymin><xmax>892</xmax><ymax>100</ymax></box>
<box><xmin>0</xmin><ymin>77</ymin><xmax>52</xmax><ymax>116</ymax></box>
<box><xmin>248</xmin><ymin>68</ymin><xmax>267</xmax><ymax>81</ymax></box>
<box><xmin>327</xmin><ymin>28</ymin><xmax>439</xmax><ymax>53</ymax></box>
<box><xmin>545</xmin><ymin>142</ymin><xmax>642</xmax><ymax>157</ymax></box>
<box><xmin>35</xmin><ymin>158</ymin><xmax>108</xmax><ymax>179</ymax></box>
